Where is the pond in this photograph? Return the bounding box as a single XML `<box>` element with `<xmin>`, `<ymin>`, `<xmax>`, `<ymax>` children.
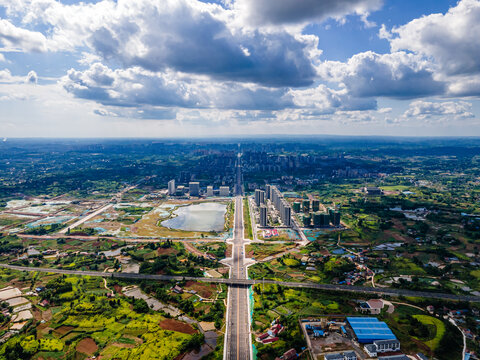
<box><xmin>161</xmin><ymin>202</ymin><xmax>226</xmax><ymax>232</ymax></box>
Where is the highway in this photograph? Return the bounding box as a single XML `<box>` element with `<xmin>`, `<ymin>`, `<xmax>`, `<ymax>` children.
<box><xmin>17</xmin><ymin>233</ymin><xmax>225</xmax><ymax>243</ymax></box>
<box><xmin>223</xmin><ymin>196</ymin><xmax>252</xmax><ymax>359</ymax></box>
<box><xmin>1</xmin><ymin>263</ymin><xmax>480</xmax><ymax>303</ymax></box>
<box><xmin>224</xmin><ymin>150</ymin><xmax>252</xmax><ymax>360</ymax></box>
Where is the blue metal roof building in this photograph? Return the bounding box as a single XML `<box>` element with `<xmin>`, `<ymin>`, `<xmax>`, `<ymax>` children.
<box><xmin>347</xmin><ymin>317</ymin><xmax>397</xmax><ymax>344</ymax></box>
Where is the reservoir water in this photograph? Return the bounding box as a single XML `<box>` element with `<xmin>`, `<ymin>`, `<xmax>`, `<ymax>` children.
<box><xmin>161</xmin><ymin>202</ymin><xmax>227</xmax><ymax>232</ymax></box>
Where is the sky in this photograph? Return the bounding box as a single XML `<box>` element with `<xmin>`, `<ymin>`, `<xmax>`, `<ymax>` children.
<box><xmin>0</xmin><ymin>0</ymin><xmax>480</xmax><ymax>137</ymax></box>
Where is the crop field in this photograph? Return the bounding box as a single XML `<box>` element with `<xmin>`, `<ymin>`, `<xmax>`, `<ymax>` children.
<box><xmin>0</xmin><ymin>272</ymin><xmax>203</xmax><ymax>360</ymax></box>
<box><xmin>0</xmin><ymin>214</ymin><xmax>37</xmax><ymax>229</ymax></box>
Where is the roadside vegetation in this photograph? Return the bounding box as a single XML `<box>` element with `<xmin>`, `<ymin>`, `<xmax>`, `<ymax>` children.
<box><xmin>243</xmin><ymin>198</ymin><xmax>253</xmax><ymax>239</ymax></box>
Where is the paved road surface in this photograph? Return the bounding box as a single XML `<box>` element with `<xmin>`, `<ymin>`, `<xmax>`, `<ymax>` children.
<box><xmin>224</xmin><ymin>150</ymin><xmax>252</xmax><ymax>360</ymax></box>
<box><xmin>59</xmin><ymin>184</ymin><xmax>137</xmax><ymax>234</ymax></box>
<box><xmin>224</xmin><ymin>196</ymin><xmax>252</xmax><ymax>360</ymax></box>
<box><xmin>59</xmin><ymin>203</ymin><xmax>113</xmax><ymax>234</ymax></box>
<box><xmin>17</xmin><ymin>233</ymin><xmax>226</xmax><ymax>243</ymax></box>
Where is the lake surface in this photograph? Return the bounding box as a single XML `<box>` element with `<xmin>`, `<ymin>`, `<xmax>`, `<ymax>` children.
<box><xmin>161</xmin><ymin>202</ymin><xmax>226</xmax><ymax>232</ymax></box>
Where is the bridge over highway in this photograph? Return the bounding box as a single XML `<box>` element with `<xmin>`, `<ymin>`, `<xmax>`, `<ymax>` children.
<box><xmin>1</xmin><ymin>263</ymin><xmax>479</xmax><ymax>303</ymax></box>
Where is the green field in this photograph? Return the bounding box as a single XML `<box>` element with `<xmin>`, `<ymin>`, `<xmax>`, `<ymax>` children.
<box><xmin>413</xmin><ymin>315</ymin><xmax>446</xmax><ymax>351</ymax></box>
<box><xmin>243</xmin><ymin>198</ymin><xmax>253</xmax><ymax>239</ymax></box>
<box><xmin>0</xmin><ymin>274</ymin><xmax>204</xmax><ymax>360</ymax></box>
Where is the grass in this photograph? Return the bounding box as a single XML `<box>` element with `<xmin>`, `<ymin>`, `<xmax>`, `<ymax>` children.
<box><xmin>243</xmin><ymin>198</ymin><xmax>253</xmax><ymax>239</ymax></box>
<box><xmin>118</xmin><ymin>337</ymin><xmax>137</xmax><ymax>345</ymax></box>
<box><xmin>246</xmin><ymin>243</ymin><xmax>295</xmax><ymax>261</ymax></box>
<box><xmin>224</xmin><ymin>200</ymin><xmax>235</xmax><ymax>231</ymax></box>
<box><xmin>391</xmin><ymin>258</ymin><xmax>426</xmax><ymax>275</ymax></box>
<box><xmin>471</xmin><ymin>269</ymin><xmax>480</xmax><ymax>279</ymax></box>
<box><xmin>413</xmin><ymin>315</ymin><xmax>446</xmax><ymax>351</ymax></box>
<box><xmin>380</xmin><ymin>185</ymin><xmax>411</xmax><ymax>191</ymax></box>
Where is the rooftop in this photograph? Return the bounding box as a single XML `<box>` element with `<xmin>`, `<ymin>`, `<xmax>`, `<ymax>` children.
<box><xmin>347</xmin><ymin>317</ymin><xmax>396</xmax><ymax>343</ymax></box>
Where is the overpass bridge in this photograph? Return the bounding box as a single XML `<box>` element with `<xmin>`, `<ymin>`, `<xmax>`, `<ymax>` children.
<box><xmin>1</xmin><ymin>263</ymin><xmax>479</xmax><ymax>303</ymax></box>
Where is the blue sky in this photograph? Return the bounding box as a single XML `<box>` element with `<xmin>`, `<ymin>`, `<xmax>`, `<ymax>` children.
<box><xmin>0</xmin><ymin>0</ymin><xmax>479</xmax><ymax>137</ymax></box>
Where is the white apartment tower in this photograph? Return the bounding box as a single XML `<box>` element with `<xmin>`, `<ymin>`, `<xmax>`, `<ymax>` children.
<box><xmin>206</xmin><ymin>186</ymin><xmax>214</xmax><ymax>197</ymax></box>
<box><xmin>168</xmin><ymin>179</ymin><xmax>176</xmax><ymax>195</ymax></box>
<box><xmin>219</xmin><ymin>186</ymin><xmax>230</xmax><ymax>197</ymax></box>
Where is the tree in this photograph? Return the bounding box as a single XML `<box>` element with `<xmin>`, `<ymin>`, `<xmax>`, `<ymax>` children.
<box><xmin>133</xmin><ymin>298</ymin><xmax>150</xmax><ymax>313</ymax></box>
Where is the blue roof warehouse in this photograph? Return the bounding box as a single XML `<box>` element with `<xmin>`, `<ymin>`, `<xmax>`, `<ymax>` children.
<box><xmin>346</xmin><ymin>317</ymin><xmax>397</xmax><ymax>344</ymax></box>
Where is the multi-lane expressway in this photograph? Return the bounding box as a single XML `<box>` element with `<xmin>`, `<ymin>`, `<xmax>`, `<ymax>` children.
<box><xmin>223</xmin><ymin>150</ymin><xmax>253</xmax><ymax>359</ymax></box>
<box><xmin>223</xmin><ymin>196</ymin><xmax>252</xmax><ymax>359</ymax></box>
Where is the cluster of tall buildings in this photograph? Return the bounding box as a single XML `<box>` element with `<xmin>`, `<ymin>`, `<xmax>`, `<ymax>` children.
<box><xmin>254</xmin><ymin>189</ymin><xmax>266</xmax><ymax>206</ymax></box>
<box><xmin>254</xmin><ymin>189</ymin><xmax>268</xmax><ymax>227</ymax></box>
<box><xmin>268</xmin><ymin>185</ymin><xmax>292</xmax><ymax>227</ymax></box>
<box><xmin>252</xmin><ymin>185</ymin><xmax>293</xmax><ymax>228</ymax></box>
<box><xmin>167</xmin><ymin>179</ymin><xmax>229</xmax><ymax>197</ymax></box>
<box><xmin>293</xmin><ymin>199</ymin><xmax>341</xmax><ymax>228</ymax></box>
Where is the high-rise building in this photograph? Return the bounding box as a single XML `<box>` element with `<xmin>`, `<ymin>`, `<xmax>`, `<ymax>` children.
<box><xmin>312</xmin><ymin>199</ymin><xmax>320</xmax><ymax>212</ymax></box>
<box><xmin>265</xmin><ymin>185</ymin><xmax>271</xmax><ymax>200</ymax></box>
<box><xmin>268</xmin><ymin>185</ymin><xmax>293</xmax><ymax>227</ymax></box>
<box><xmin>332</xmin><ymin>211</ymin><xmax>341</xmax><ymax>227</ymax></box>
<box><xmin>189</xmin><ymin>182</ymin><xmax>200</xmax><ymax>196</ymax></box>
<box><xmin>302</xmin><ymin>200</ymin><xmax>310</xmax><ymax>213</ymax></box>
<box><xmin>168</xmin><ymin>179</ymin><xmax>176</xmax><ymax>196</ymax></box>
<box><xmin>328</xmin><ymin>208</ymin><xmax>341</xmax><ymax>226</ymax></box>
<box><xmin>219</xmin><ymin>186</ymin><xmax>230</xmax><ymax>197</ymax></box>
<box><xmin>206</xmin><ymin>186</ymin><xmax>214</xmax><ymax>197</ymax></box>
<box><xmin>176</xmin><ymin>185</ymin><xmax>185</xmax><ymax>196</ymax></box>
<box><xmin>254</xmin><ymin>189</ymin><xmax>265</xmax><ymax>206</ymax></box>
<box><xmin>321</xmin><ymin>213</ymin><xmax>330</xmax><ymax>227</ymax></box>
<box><xmin>259</xmin><ymin>205</ymin><xmax>267</xmax><ymax>227</ymax></box>
<box><xmin>303</xmin><ymin>214</ymin><xmax>312</xmax><ymax>227</ymax></box>
<box><xmin>292</xmin><ymin>202</ymin><xmax>301</xmax><ymax>213</ymax></box>
<box><xmin>283</xmin><ymin>206</ymin><xmax>291</xmax><ymax>227</ymax></box>
<box><xmin>328</xmin><ymin>208</ymin><xmax>335</xmax><ymax>221</ymax></box>
<box><xmin>255</xmin><ymin>189</ymin><xmax>262</xmax><ymax>206</ymax></box>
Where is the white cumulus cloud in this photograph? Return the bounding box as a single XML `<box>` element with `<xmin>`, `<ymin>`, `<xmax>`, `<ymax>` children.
<box><xmin>26</xmin><ymin>70</ymin><xmax>37</xmax><ymax>84</ymax></box>
<box><xmin>403</xmin><ymin>100</ymin><xmax>474</xmax><ymax>120</ymax></box>
<box><xmin>0</xmin><ymin>19</ymin><xmax>48</xmax><ymax>52</ymax></box>
<box><xmin>384</xmin><ymin>0</ymin><xmax>480</xmax><ymax>76</ymax></box>
<box><xmin>318</xmin><ymin>51</ymin><xmax>445</xmax><ymax>99</ymax></box>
